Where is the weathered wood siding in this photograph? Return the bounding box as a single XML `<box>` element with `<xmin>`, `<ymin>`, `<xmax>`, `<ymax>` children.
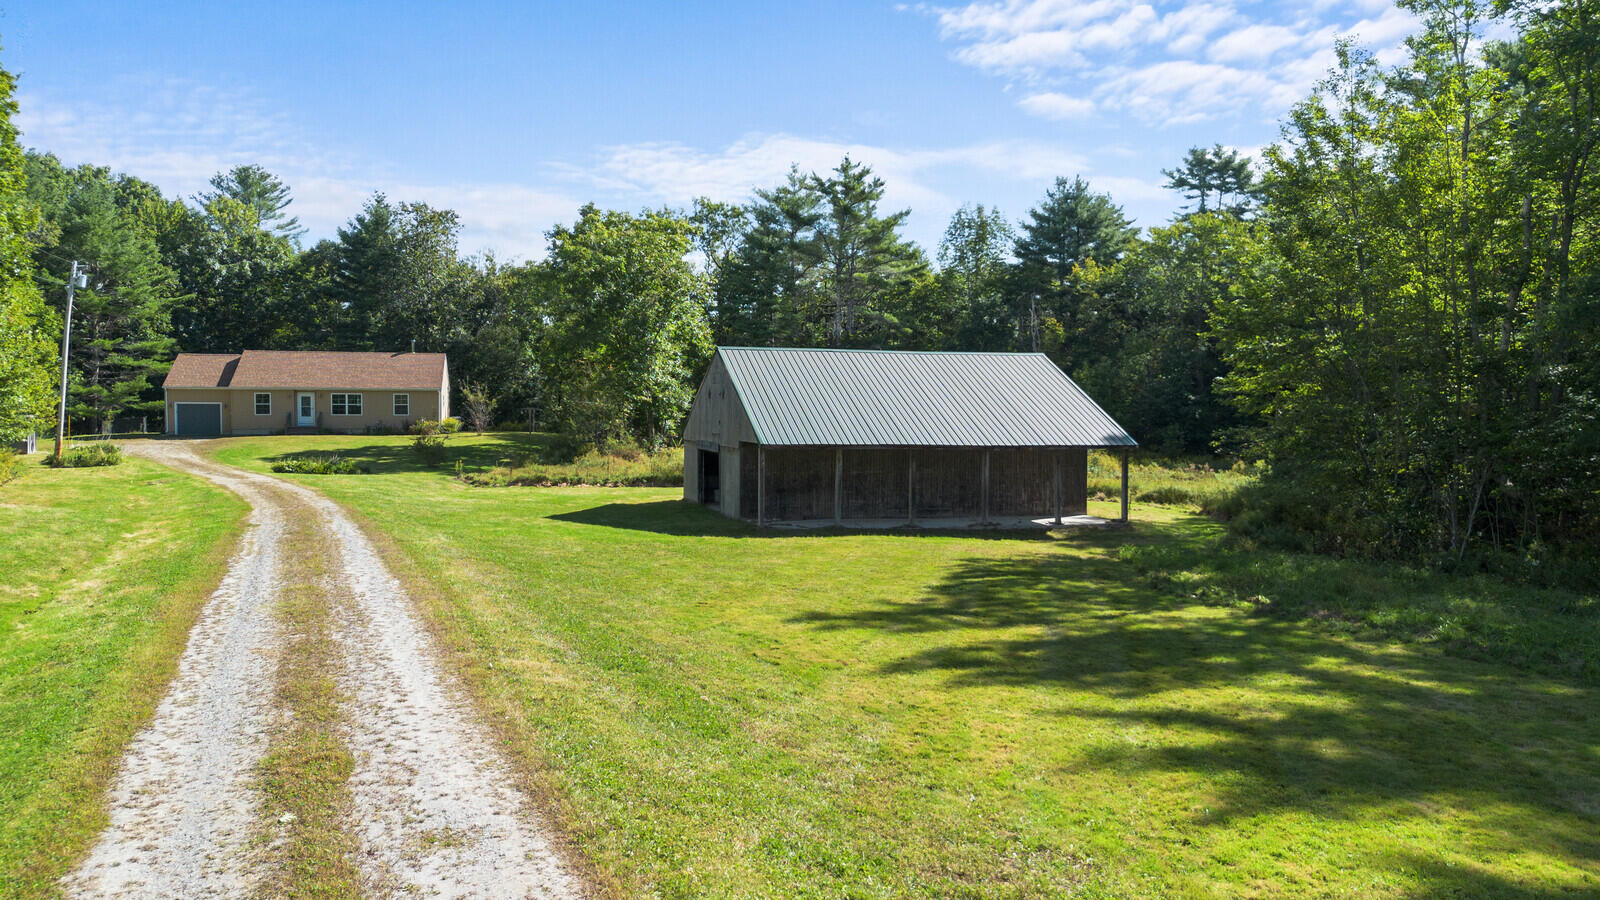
<box><xmin>682</xmin><ymin>357</ymin><xmax>757</xmax><ymax>447</ymax></box>
<box><xmin>989</xmin><ymin>447</ymin><xmax>1086</xmax><ymax>517</ymax></box>
<box><xmin>841</xmin><ymin>448</ymin><xmax>910</xmax><ymax>520</ymax></box>
<box><xmin>739</xmin><ymin>443</ymin><xmax>759</xmax><ymax>520</ymax></box>
<box><xmin>763</xmin><ymin>447</ymin><xmax>836</xmax><ymax>522</ymax></box>
<box><xmin>914</xmin><ymin>448</ymin><xmax>984</xmax><ymax>518</ymax></box>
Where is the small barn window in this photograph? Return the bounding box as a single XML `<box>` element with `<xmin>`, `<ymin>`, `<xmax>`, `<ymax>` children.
<box><xmin>393</xmin><ymin>393</ymin><xmax>410</xmax><ymax>416</ymax></box>
<box><xmin>331</xmin><ymin>393</ymin><xmax>362</xmax><ymax>415</ymax></box>
<box><xmin>254</xmin><ymin>392</ymin><xmax>271</xmax><ymax>416</ymax></box>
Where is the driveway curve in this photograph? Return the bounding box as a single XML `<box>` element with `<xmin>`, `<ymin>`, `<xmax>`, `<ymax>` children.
<box><xmin>63</xmin><ymin>440</ymin><xmax>583</xmax><ymax>899</ymax></box>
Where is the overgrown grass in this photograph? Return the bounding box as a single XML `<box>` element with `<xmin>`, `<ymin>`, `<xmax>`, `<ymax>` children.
<box><xmin>270</xmin><ymin>452</ymin><xmax>369</xmax><ymax>475</ymax></box>
<box><xmin>0</xmin><ymin>452</ymin><xmax>247</xmax><ymax>896</ymax></box>
<box><xmin>465</xmin><ymin>446</ymin><xmax>682</xmax><ymax>487</ymax></box>
<box><xmin>1088</xmin><ymin>449</ymin><xmax>1258</xmax><ymax>511</ymax></box>
<box><xmin>210</xmin><ymin>436</ymin><xmax>1600</xmax><ymax>898</ymax></box>
<box><xmin>256</xmin><ymin>498</ymin><xmax>360</xmax><ymax>897</ymax></box>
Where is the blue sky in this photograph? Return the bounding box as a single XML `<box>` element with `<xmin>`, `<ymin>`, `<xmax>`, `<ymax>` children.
<box><xmin>4</xmin><ymin>0</ymin><xmax>1423</xmax><ymax>260</ymax></box>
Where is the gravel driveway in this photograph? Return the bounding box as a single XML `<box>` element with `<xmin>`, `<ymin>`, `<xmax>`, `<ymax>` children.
<box><xmin>63</xmin><ymin>441</ymin><xmax>583</xmax><ymax>899</ymax></box>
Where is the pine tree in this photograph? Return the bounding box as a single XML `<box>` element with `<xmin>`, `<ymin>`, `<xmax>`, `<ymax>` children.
<box><xmin>1012</xmin><ymin>176</ymin><xmax>1136</xmax><ymax>367</ymax></box>
<box><xmin>199</xmin><ymin>164</ymin><xmax>305</xmax><ymax>243</ymax></box>
<box><xmin>0</xmin><ymin>57</ymin><xmax>56</xmax><ymax>442</ymax></box>
<box><xmin>810</xmin><ymin>157</ymin><xmax>923</xmax><ymax>345</ymax></box>
<box><xmin>26</xmin><ymin>153</ymin><xmax>178</xmax><ymax>432</ymax></box>
<box><xmin>1162</xmin><ymin>144</ymin><xmax>1259</xmax><ymax>216</ymax></box>
<box><xmin>712</xmin><ymin>167</ymin><xmax>822</xmax><ymax>346</ymax></box>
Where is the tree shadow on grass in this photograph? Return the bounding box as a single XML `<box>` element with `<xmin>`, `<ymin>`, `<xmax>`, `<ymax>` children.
<box><xmin>791</xmin><ymin>518</ymin><xmax>1600</xmax><ymax>889</ymax></box>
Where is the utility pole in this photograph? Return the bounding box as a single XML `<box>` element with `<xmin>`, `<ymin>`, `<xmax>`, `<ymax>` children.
<box><xmin>54</xmin><ymin>261</ymin><xmax>86</xmax><ymax>462</ymax></box>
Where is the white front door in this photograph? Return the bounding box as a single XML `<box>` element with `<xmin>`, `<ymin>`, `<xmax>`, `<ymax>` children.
<box><xmin>296</xmin><ymin>392</ymin><xmax>315</xmax><ymax>426</ymax></box>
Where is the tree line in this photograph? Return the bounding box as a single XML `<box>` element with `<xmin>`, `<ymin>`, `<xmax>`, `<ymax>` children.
<box><xmin>0</xmin><ymin>0</ymin><xmax>1594</xmax><ymax>574</ymax></box>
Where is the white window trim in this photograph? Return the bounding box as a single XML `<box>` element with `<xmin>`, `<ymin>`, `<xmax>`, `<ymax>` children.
<box><xmin>393</xmin><ymin>393</ymin><xmax>410</xmax><ymax>416</ymax></box>
<box><xmin>330</xmin><ymin>393</ymin><xmax>364</xmax><ymax>416</ymax></box>
<box><xmin>254</xmin><ymin>392</ymin><xmax>272</xmax><ymax>416</ymax></box>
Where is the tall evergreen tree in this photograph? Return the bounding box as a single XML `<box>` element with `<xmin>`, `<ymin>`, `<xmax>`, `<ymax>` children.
<box><xmin>937</xmin><ymin>204</ymin><xmax>1016</xmax><ymax>350</ymax></box>
<box><xmin>810</xmin><ymin>157</ymin><xmax>923</xmax><ymax>345</ymax></box>
<box><xmin>0</xmin><ymin>56</ymin><xmax>56</xmax><ymax>442</ymax></box>
<box><xmin>712</xmin><ymin>167</ymin><xmax>822</xmax><ymax>346</ymax></box>
<box><xmin>25</xmin><ymin>153</ymin><xmax>178</xmax><ymax>432</ymax></box>
<box><xmin>198</xmin><ymin>164</ymin><xmax>305</xmax><ymax>243</ymax></box>
<box><xmin>329</xmin><ymin>194</ymin><xmax>401</xmax><ymax>349</ymax></box>
<box><xmin>163</xmin><ymin>194</ymin><xmax>296</xmax><ymax>351</ymax></box>
<box><xmin>1012</xmin><ymin>176</ymin><xmax>1136</xmax><ymax>367</ymax></box>
<box><xmin>1162</xmin><ymin>144</ymin><xmax>1260</xmax><ymax>216</ymax></box>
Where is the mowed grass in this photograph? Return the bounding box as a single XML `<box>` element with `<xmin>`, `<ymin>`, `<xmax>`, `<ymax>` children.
<box><xmin>0</xmin><ymin>451</ymin><xmax>247</xmax><ymax>896</ymax></box>
<box><xmin>212</xmin><ymin>436</ymin><xmax>1600</xmax><ymax>898</ymax></box>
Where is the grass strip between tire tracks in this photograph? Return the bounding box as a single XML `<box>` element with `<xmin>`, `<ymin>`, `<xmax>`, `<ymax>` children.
<box><xmin>255</xmin><ymin>500</ymin><xmax>361</xmax><ymax>899</ymax></box>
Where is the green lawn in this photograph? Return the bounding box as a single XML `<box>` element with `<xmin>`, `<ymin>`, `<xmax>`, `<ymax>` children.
<box><xmin>0</xmin><ymin>450</ymin><xmax>247</xmax><ymax>897</ymax></box>
<box><xmin>238</xmin><ymin>430</ymin><xmax>682</xmax><ymax>485</ymax></box>
<box><xmin>212</xmin><ymin>434</ymin><xmax>1599</xmax><ymax>898</ymax></box>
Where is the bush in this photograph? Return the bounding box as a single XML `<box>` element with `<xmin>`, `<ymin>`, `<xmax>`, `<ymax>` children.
<box><xmin>271</xmin><ymin>453</ymin><xmax>369</xmax><ymax>475</ymax></box>
<box><xmin>0</xmin><ymin>449</ymin><xmax>20</xmax><ymax>486</ymax></box>
<box><xmin>411</xmin><ymin>433</ymin><xmax>448</xmax><ymax>467</ymax></box>
<box><xmin>597</xmin><ymin>438</ymin><xmax>646</xmax><ymax>462</ymax></box>
<box><xmin>44</xmin><ymin>443</ymin><xmax>122</xmax><ymax>468</ymax></box>
<box><xmin>409</xmin><ymin>418</ymin><xmax>461</xmax><ymax>436</ymax></box>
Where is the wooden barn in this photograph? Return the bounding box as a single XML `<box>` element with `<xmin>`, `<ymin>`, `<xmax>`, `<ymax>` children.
<box><xmin>682</xmin><ymin>347</ymin><xmax>1137</xmax><ymax>527</ymax></box>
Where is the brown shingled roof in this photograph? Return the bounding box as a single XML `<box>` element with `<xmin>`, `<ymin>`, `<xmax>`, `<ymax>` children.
<box><xmin>163</xmin><ymin>351</ymin><xmax>447</xmax><ymax>390</ymax></box>
<box><xmin>163</xmin><ymin>353</ymin><xmax>240</xmax><ymax>388</ymax></box>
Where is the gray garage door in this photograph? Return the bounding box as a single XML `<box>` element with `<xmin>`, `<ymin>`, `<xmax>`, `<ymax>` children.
<box><xmin>173</xmin><ymin>403</ymin><xmax>222</xmax><ymax>436</ymax></box>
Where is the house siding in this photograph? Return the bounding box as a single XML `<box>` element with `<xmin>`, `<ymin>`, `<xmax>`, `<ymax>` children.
<box><xmin>166</xmin><ymin>388</ymin><xmax>440</xmax><ymax>434</ymax></box>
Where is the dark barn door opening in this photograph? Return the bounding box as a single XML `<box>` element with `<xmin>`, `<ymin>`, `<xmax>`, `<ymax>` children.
<box><xmin>698</xmin><ymin>449</ymin><xmax>720</xmax><ymax>505</ymax></box>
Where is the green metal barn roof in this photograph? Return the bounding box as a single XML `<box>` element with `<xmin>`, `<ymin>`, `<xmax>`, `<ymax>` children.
<box><xmin>715</xmin><ymin>347</ymin><xmax>1137</xmax><ymax>448</ymax></box>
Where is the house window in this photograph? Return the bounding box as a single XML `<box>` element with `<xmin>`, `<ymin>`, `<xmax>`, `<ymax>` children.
<box><xmin>331</xmin><ymin>393</ymin><xmax>363</xmax><ymax>416</ymax></box>
<box><xmin>393</xmin><ymin>393</ymin><xmax>410</xmax><ymax>416</ymax></box>
<box><xmin>254</xmin><ymin>393</ymin><xmax>271</xmax><ymax>416</ymax></box>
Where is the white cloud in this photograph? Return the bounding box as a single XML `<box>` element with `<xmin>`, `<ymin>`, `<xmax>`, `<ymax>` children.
<box><xmin>1017</xmin><ymin>91</ymin><xmax>1096</xmax><ymax>119</ymax></box>
<box><xmin>919</xmin><ymin>0</ymin><xmax>1425</xmax><ymax>123</ymax></box>
<box><xmin>1096</xmin><ymin>60</ymin><xmax>1295</xmax><ymax>122</ymax></box>
<box><xmin>565</xmin><ymin>133</ymin><xmax>1092</xmax><ymax>248</ymax></box>
<box><xmin>941</xmin><ymin>2</ymin><xmax>1158</xmax><ymax>71</ymax></box>
<box><xmin>15</xmin><ymin>80</ymin><xmax>578</xmax><ymax>261</ymax></box>
<box><xmin>1207</xmin><ymin>24</ymin><xmax>1306</xmax><ymax>63</ymax></box>
<box><xmin>17</xmin><ymin>78</ymin><xmax>1112</xmax><ymax>258</ymax></box>
<box><xmin>1155</xmin><ymin>3</ymin><xmax>1237</xmax><ymax>54</ymax></box>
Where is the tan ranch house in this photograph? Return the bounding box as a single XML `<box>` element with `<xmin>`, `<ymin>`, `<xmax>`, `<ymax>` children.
<box><xmin>162</xmin><ymin>350</ymin><xmax>450</xmax><ymax>436</ymax></box>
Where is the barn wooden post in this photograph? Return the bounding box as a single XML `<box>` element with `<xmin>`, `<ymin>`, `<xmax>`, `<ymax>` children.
<box><xmin>906</xmin><ymin>449</ymin><xmax>916</xmax><ymax>526</ymax></box>
<box><xmin>834</xmin><ymin>447</ymin><xmax>843</xmax><ymax>526</ymax></box>
<box><xmin>757</xmin><ymin>444</ymin><xmax>766</xmax><ymax>527</ymax></box>
<box><xmin>981</xmin><ymin>449</ymin><xmax>991</xmax><ymax>524</ymax></box>
<box><xmin>1119</xmin><ymin>447</ymin><xmax>1130</xmax><ymax>523</ymax></box>
<box><xmin>1053</xmin><ymin>450</ymin><xmax>1063</xmax><ymax>525</ymax></box>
